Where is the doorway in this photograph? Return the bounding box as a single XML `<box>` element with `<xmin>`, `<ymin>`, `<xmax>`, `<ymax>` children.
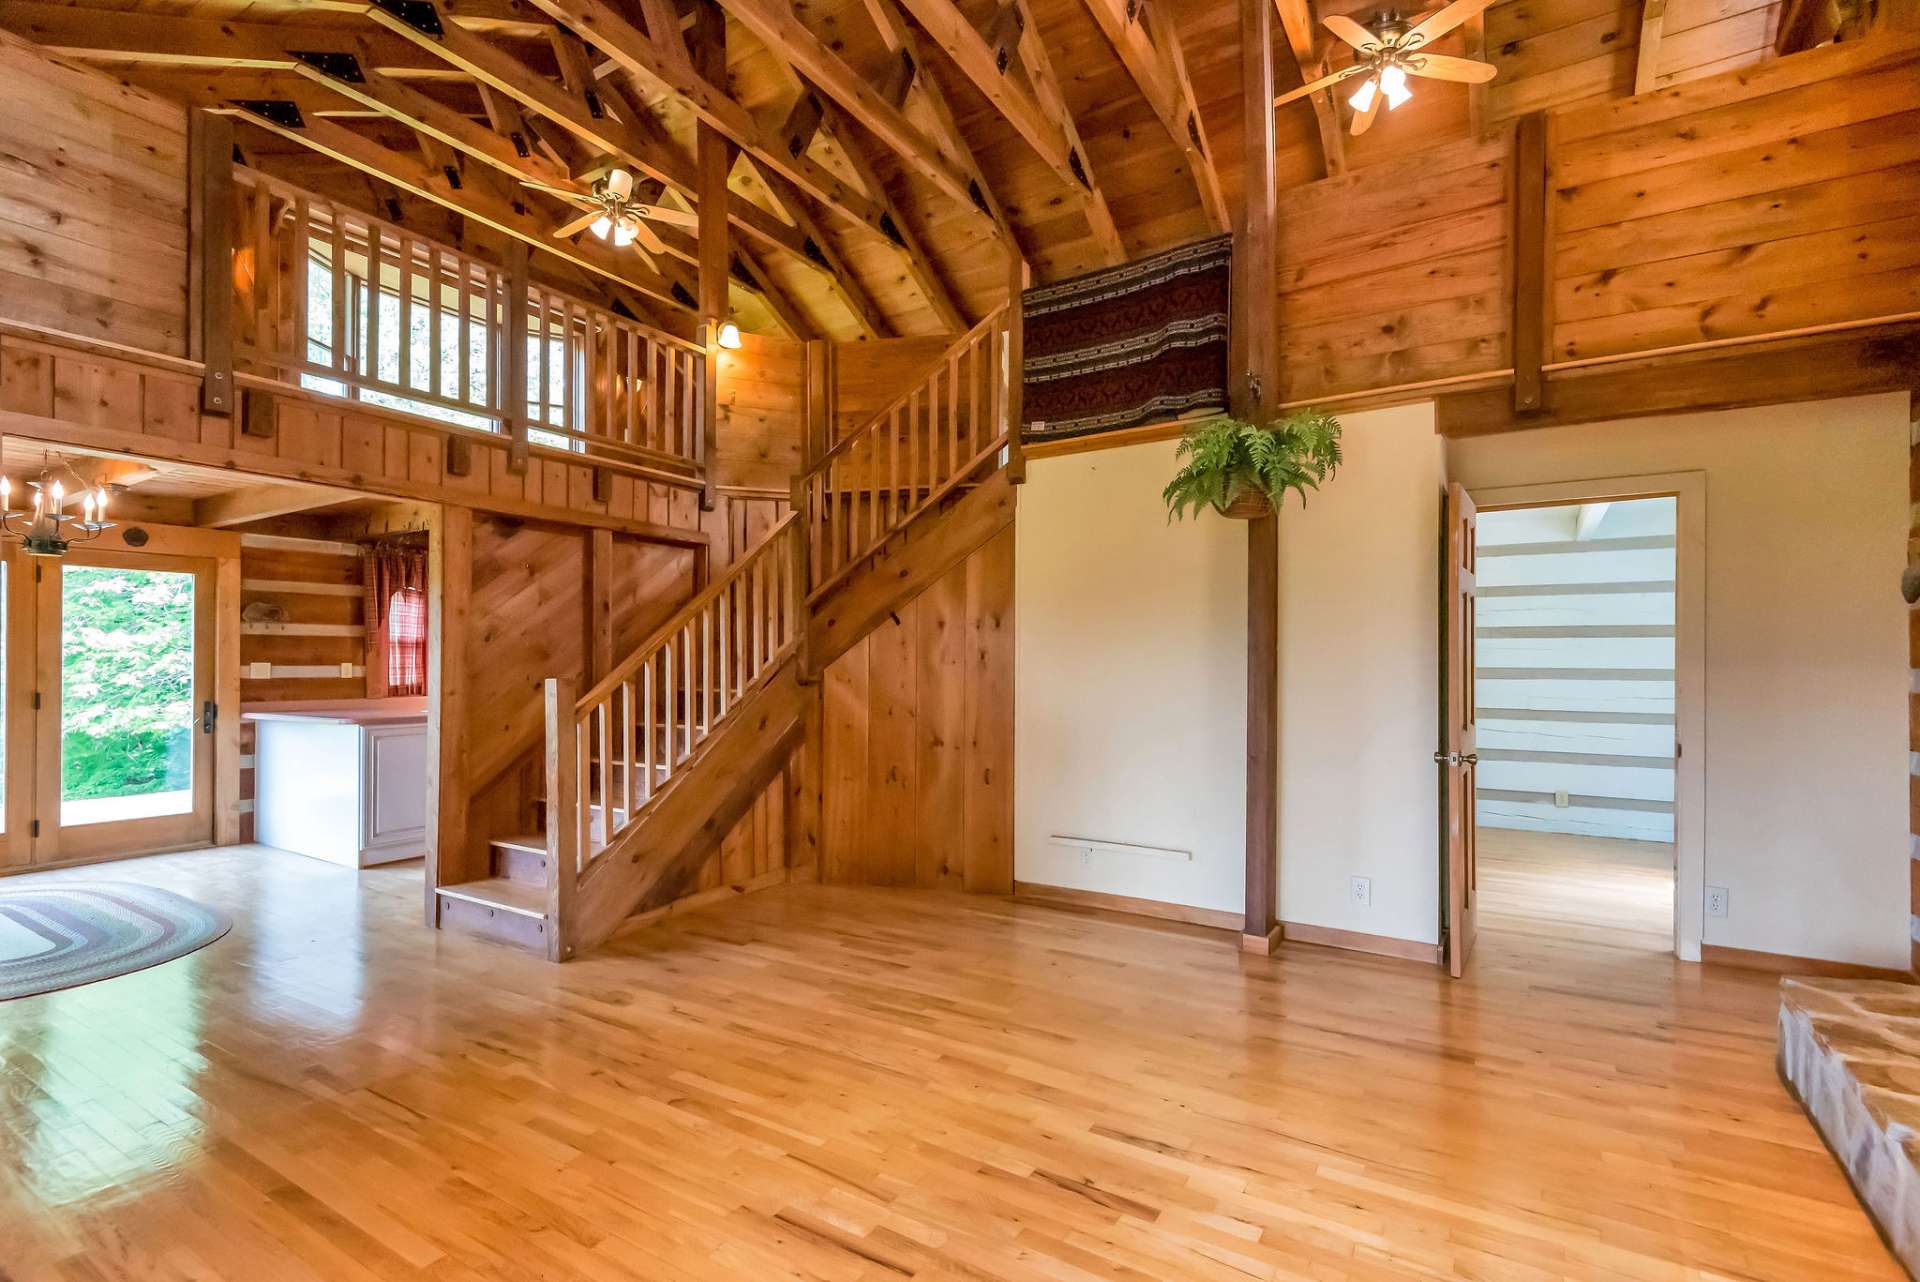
<box><xmin>0</xmin><ymin>546</ymin><xmax>216</xmax><ymax>868</ymax></box>
<box><xmin>1473</xmin><ymin>497</ymin><xmax>1677</xmax><ymax>953</ymax></box>
<box><xmin>1445</xmin><ymin>473</ymin><xmax>1706</xmax><ymax>965</ymax></box>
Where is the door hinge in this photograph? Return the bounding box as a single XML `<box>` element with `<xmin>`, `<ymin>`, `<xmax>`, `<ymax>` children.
<box><xmin>30</xmin><ymin>819</ymin><xmax>39</xmax><ymax>838</ymax></box>
<box><xmin>1676</xmin><ymin>741</ymin><xmax>1683</xmax><ymax>760</ymax></box>
<box><xmin>202</xmin><ymin>700</ymin><xmax>218</xmax><ymax>734</ymax></box>
<box><xmin>31</xmin><ymin>691</ymin><xmax>40</xmax><ymax>711</ymax></box>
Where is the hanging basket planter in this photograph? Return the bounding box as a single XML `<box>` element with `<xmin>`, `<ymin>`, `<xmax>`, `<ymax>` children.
<box><xmin>1162</xmin><ymin>411</ymin><xmax>1345</xmax><ymax>524</ymax></box>
<box><xmin>1216</xmin><ymin>490</ymin><xmax>1274</xmax><ymax>520</ymax></box>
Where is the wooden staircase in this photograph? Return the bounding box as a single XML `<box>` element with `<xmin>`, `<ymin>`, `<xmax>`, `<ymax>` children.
<box><xmin>435</xmin><ymin>307</ymin><xmax>1018</xmax><ymax>959</ymax></box>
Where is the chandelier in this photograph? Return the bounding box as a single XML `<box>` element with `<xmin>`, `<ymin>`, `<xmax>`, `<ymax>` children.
<box><xmin>0</xmin><ymin>476</ymin><xmax>113</xmax><ymax>557</ymax></box>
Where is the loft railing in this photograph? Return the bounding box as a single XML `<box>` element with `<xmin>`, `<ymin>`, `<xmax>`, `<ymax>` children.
<box><xmin>544</xmin><ymin>513</ymin><xmax>802</xmax><ymax>910</ymax></box>
<box><xmin>795</xmin><ymin>306</ymin><xmax>1011</xmax><ymax>603</ymax></box>
<box><xmin>231</xmin><ymin>168</ymin><xmax>705</xmax><ymax>479</ymax></box>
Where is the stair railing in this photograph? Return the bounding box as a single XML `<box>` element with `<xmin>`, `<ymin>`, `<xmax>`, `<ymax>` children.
<box><xmin>796</xmin><ymin>306</ymin><xmax>1011</xmax><ymax>604</ymax></box>
<box><xmin>544</xmin><ymin>513</ymin><xmax>802</xmax><ymax>915</ymax></box>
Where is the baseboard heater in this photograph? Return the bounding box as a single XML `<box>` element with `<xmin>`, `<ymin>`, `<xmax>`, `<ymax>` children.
<box><xmin>1048</xmin><ymin>834</ymin><xmax>1192</xmax><ymax>862</ymax></box>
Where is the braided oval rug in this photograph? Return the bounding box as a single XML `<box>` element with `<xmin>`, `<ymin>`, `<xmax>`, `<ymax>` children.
<box><xmin>0</xmin><ymin>883</ymin><xmax>230</xmax><ymax>1001</ymax></box>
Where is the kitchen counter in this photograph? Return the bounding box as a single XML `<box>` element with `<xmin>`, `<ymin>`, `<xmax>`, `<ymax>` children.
<box><xmin>245</xmin><ymin>698</ymin><xmax>428</xmax><ymax>868</ymax></box>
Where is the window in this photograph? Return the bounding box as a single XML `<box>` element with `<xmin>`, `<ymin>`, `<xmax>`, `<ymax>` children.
<box><xmin>366</xmin><ymin>543</ymin><xmax>429</xmax><ymax>699</ymax></box>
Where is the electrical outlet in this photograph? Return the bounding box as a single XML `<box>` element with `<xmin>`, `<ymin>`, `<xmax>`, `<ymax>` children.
<box><xmin>248</xmin><ymin>661</ymin><xmax>271</xmax><ymax>680</ymax></box>
<box><xmin>340</xmin><ymin>661</ymin><xmax>357</xmax><ymax>678</ymax></box>
<box><xmin>1554</xmin><ymin>788</ymin><xmax>1570</xmax><ymax>808</ymax></box>
<box><xmin>1706</xmin><ymin>885</ymin><xmax>1729</xmax><ymax>918</ymax></box>
<box><xmin>1350</xmin><ymin>876</ymin><xmax>1372</xmax><ymax>908</ymax></box>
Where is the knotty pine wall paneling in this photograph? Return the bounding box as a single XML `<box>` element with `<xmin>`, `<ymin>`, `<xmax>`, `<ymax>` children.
<box><xmin>820</xmin><ymin>523</ymin><xmax>1014</xmax><ymax>891</ymax></box>
<box><xmin>0</xmin><ymin>31</ymin><xmax>187</xmax><ymax>354</ymax></box>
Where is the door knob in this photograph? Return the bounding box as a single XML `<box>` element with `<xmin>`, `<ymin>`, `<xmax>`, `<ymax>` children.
<box><xmin>1432</xmin><ymin>751</ymin><xmax>1479</xmax><ymax>766</ymax></box>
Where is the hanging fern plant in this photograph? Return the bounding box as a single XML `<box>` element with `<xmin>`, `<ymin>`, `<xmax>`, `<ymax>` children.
<box><xmin>1162</xmin><ymin>410</ymin><xmax>1343</xmax><ymax>521</ymax></box>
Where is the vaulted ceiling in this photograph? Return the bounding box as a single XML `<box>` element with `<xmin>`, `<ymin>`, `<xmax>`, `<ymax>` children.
<box><xmin>4</xmin><ymin>0</ymin><xmax>1791</xmax><ymax>341</ymax></box>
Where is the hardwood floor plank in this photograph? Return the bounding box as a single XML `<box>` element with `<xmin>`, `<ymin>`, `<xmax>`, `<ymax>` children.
<box><xmin>0</xmin><ymin>841</ymin><xmax>1898</xmax><ymax>1281</ymax></box>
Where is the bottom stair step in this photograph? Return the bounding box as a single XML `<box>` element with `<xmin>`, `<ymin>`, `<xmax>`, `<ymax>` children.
<box><xmin>435</xmin><ymin>878</ymin><xmax>550</xmax><ymax>953</ymax></box>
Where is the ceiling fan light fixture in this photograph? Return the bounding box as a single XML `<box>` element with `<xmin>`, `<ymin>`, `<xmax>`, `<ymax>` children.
<box><xmin>590</xmin><ymin>214</ymin><xmax>614</xmax><ymax>240</ymax></box>
<box><xmin>612</xmin><ymin>215</ymin><xmax>639</xmax><ymax>248</ymax></box>
<box><xmin>1379</xmin><ymin>62</ymin><xmax>1413</xmax><ymax>109</ymax></box>
<box><xmin>1348</xmin><ymin>75</ymin><xmax>1379</xmax><ymax>113</ymax></box>
<box><xmin>604</xmin><ymin>167</ymin><xmax>635</xmax><ymax>201</ymax></box>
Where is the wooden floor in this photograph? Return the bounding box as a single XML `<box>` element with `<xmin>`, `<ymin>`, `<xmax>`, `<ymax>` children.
<box><xmin>0</xmin><ymin>840</ymin><xmax>1897</xmax><ymax>1281</ymax></box>
<box><xmin>1477</xmin><ymin>826</ymin><xmax>1677</xmax><ymax>955</ymax></box>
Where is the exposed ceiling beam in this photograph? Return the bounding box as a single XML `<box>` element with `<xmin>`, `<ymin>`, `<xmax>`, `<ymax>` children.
<box><xmin>751</xmin><ymin>163</ymin><xmax>890</xmax><ymax>338</ymax></box>
<box><xmin>223</xmin><ymin>101</ymin><xmax>697</xmax><ymax>316</ymax></box>
<box><xmin>891</xmin><ymin>0</ymin><xmax>1115</xmax><ymax>239</ymax></box>
<box><xmin>502</xmin><ymin>0</ymin><xmax>902</xmax><ymax>245</ymax></box>
<box><xmin>1272</xmin><ymin>0</ymin><xmax>1346</xmax><ymax>178</ymax></box>
<box><xmin>732</xmin><ymin>246</ymin><xmax>817</xmax><ymax>340</ymax></box>
<box><xmin>0</xmin><ymin>4</ymin><xmax>439</xmax><ymax>73</ymax></box>
<box><xmin>999</xmin><ymin>0</ymin><xmax>1124</xmax><ymax>263</ymax></box>
<box><xmin>194</xmin><ymin>482</ymin><xmax>352</xmax><ymax>528</ymax></box>
<box><xmin>1463</xmin><ymin>6</ymin><xmax>1488</xmax><ymax>134</ymax></box>
<box><xmin>357</xmin><ymin>5</ymin><xmax>821</xmax><ymax>267</ymax></box>
<box><xmin>819</xmin><ymin>102</ymin><xmax>968</xmax><ymax>333</ymax></box>
<box><xmin>1634</xmin><ymin>0</ymin><xmax>1669</xmax><ymax>95</ymax></box>
<box><xmin>1078</xmin><ymin>0</ymin><xmax>1227</xmax><ymax>232</ymax></box>
<box><xmin>702</xmin><ymin>0</ymin><xmax>980</xmax><ymax>214</ymax></box>
<box><xmin>860</xmin><ymin>0</ymin><xmax>1014</xmax><ymax>246</ymax></box>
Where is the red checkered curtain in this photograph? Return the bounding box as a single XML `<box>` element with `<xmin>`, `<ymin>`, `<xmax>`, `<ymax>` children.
<box><xmin>365</xmin><ymin>543</ymin><xmax>429</xmax><ymax>697</ymax></box>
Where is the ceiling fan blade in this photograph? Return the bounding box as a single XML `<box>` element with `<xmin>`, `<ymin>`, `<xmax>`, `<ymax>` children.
<box><xmin>1403</xmin><ymin>0</ymin><xmax>1499</xmax><ymax>49</ymax></box>
<box><xmin>632</xmin><ymin>205</ymin><xmax>701</xmax><ymax>230</ymax></box>
<box><xmin>1322</xmin><ymin>13</ymin><xmax>1384</xmax><ymax>51</ymax></box>
<box><xmin>1406</xmin><ymin>52</ymin><xmax>1499</xmax><ymax>83</ymax></box>
<box><xmin>553</xmin><ymin>208</ymin><xmax>604</xmax><ymax>240</ymax></box>
<box><xmin>1351</xmin><ymin>85</ymin><xmax>1382</xmax><ymax>135</ymax></box>
<box><xmin>1274</xmin><ymin>62</ymin><xmax>1369</xmax><ymax>108</ymax></box>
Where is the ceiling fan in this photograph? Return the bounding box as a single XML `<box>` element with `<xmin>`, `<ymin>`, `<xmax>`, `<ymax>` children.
<box><xmin>518</xmin><ymin>166</ymin><xmax>699</xmax><ymax>248</ymax></box>
<box><xmin>1275</xmin><ymin>0</ymin><xmax>1499</xmax><ymax>136</ymax></box>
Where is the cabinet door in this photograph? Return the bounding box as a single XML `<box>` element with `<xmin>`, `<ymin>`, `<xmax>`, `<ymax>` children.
<box><xmin>362</xmin><ymin>725</ymin><xmax>427</xmax><ymax>857</ymax></box>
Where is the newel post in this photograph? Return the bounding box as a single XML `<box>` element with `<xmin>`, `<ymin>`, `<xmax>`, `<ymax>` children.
<box><xmin>544</xmin><ymin>676</ymin><xmax>578</xmax><ymax>961</ymax></box>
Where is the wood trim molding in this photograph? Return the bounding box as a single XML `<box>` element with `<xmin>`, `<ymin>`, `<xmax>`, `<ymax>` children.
<box><xmin>1014</xmin><ymin>881</ymin><xmax>1242</xmax><ymax>931</ymax></box>
<box><xmin>1282</xmin><ymin>920</ymin><xmax>1444</xmax><ymax>965</ymax></box>
<box><xmin>1700</xmin><ymin>944</ymin><xmax>1913</xmax><ymax>983</ymax></box>
<box><xmin>1241</xmin><ymin>923</ymin><xmax>1284</xmax><ymax>955</ymax></box>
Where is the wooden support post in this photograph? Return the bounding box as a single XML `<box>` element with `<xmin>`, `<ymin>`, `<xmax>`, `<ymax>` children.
<box><xmin>543</xmin><ymin>675</ymin><xmax>578</xmax><ymax>961</ymax></box>
<box><xmin>1511</xmin><ymin>112</ymin><xmax>1551</xmax><ymax>414</ymax></box>
<box><xmin>503</xmin><ymin>242</ymin><xmax>531</xmax><ymax>472</ymax></box>
<box><xmin>695</xmin><ymin>0</ymin><xmax>733</xmax><ymax>514</ymax></box>
<box><xmin>803</xmin><ymin>337</ymin><xmax>833</xmax><ymax>464</ymax></box>
<box><xmin>790</xmin><ymin>474</ymin><xmax>815</xmax><ymax>681</ymax></box>
<box><xmin>213</xmin><ymin>553</ymin><xmax>242</xmax><ymax>845</ymax></box>
<box><xmin>588</xmin><ymin>527</ymin><xmax>614</xmax><ymax>681</ymax></box>
<box><xmin>188</xmin><ymin>109</ymin><xmax>235</xmax><ymax>416</ymax></box>
<box><xmin>1238</xmin><ymin>0</ymin><xmax>1281</xmax><ymax>956</ymax></box>
<box><xmin>1005</xmin><ymin>250</ymin><xmax>1029</xmax><ymax>485</ymax></box>
<box><xmin>427</xmin><ymin>503</ymin><xmax>473</xmax><ymax>926</ymax></box>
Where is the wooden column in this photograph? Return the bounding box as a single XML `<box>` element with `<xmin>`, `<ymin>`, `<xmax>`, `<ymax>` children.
<box><xmin>503</xmin><ymin>242</ymin><xmax>531</xmax><ymax>472</ymax></box>
<box><xmin>213</xmin><ymin>553</ymin><xmax>243</xmax><ymax>845</ymax></box>
<box><xmin>1511</xmin><ymin>112</ymin><xmax>1551</xmax><ymax>414</ymax></box>
<box><xmin>695</xmin><ymin>0</ymin><xmax>733</xmax><ymax>513</ymax></box>
<box><xmin>1005</xmin><ymin>250</ymin><xmax>1029</xmax><ymax>484</ymax></box>
<box><xmin>1237</xmin><ymin>0</ymin><xmax>1281</xmax><ymax>955</ymax></box>
<box><xmin>187</xmin><ymin>109</ymin><xmax>234</xmax><ymax>416</ymax></box>
<box><xmin>588</xmin><ymin>527</ymin><xmax>614</xmax><ymax>680</ymax></box>
<box><xmin>426</xmin><ymin>503</ymin><xmax>473</xmax><ymax>925</ymax></box>
<box><xmin>544</xmin><ymin>675</ymin><xmax>579</xmax><ymax>961</ymax></box>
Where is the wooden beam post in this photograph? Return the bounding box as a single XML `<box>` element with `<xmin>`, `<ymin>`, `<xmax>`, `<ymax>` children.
<box><xmin>543</xmin><ymin>675</ymin><xmax>579</xmax><ymax>961</ymax></box>
<box><xmin>503</xmin><ymin>241</ymin><xmax>531</xmax><ymax>472</ymax></box>
<box><xmin>588</xmin><ymin>528</ymin><xmax>614</xmax><ymax>681</ymax></box>
<box><xmin>188</xmin><ymin>108</ymin><xmax>235</xmax><ymax>416</ymax></box>
<box><xmin>695</xmin><ymin>0</ymin><xmax>731</xmax><ymax>513</ymax></box>
<box><xmin>1238</xmin><ymin>0</ymin><xmax>1281</xmax><ymax>956</ymax></box>
<box><xmin>1006</xmin><ymin>252</ymin><xmax>1029</xmax><ymax>485</ymax></box>
<box><xmin>427</xmin><ymin>503</ymin><xmax>473</xmax><ymax>926</ymax></box>
<box><xmin>1511</xmin><ymin>112</ymin><xmax>1551</xmax><ymax>414</ymax></box>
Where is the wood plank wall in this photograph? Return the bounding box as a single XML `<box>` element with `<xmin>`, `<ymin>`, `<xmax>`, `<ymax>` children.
<box><xmin>820</xmin><ymin>523</ymin><xmax>1014</xmax><ymax>891</ymax></box>
<box><xmin>0</xmin><ymin>31</ymin><xmax>186</xmax><ymax>354</ymax></box>
<box><xmin>1549</xmin><ymin>37</ymin><xmax>1920</xmax><ymax>362</ymax></box>
<box><xmin>834</xmin><ymin>337</ymin><xmax>953</xmax><ymax>442</ymax></box>
<box><xmin>1275</xmin><ymin>130</ymin><xmax>1512</xmax><ymax>405</ymax></box>
<box><xmin>714</xmin><ymin>334</ymin><xmax>805</xmax><ymax>492</ymax></box>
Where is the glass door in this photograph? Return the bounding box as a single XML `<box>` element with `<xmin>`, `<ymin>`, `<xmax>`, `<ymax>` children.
<box><xmin>29</xmin><ymin>549</ymin><xmax>215</xmax><ymax>864</ymax></box>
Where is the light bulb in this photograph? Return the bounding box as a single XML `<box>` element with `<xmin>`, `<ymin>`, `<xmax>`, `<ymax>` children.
<box><xmin>49</xmin><ymin>480</ymin><xmax>62</xmax><ymax>510</ymax></box>
<box><xmin>1348</xmin><ymin>76</ymin><xmax>1378</xmax><ymax>113</ymax></box>
<box><xmin>590</xmin><ymin>214</ymin><xmax>613</xmax><ymax>240</ymax></box>
<box><xmin>717</xmin><ymin>320</ymin><xmax>742</xmax><ymax>350</ymax></box>
<box><xmin>1</xmin><ymin>475</ymin><xmax>11</xmax><ymax>504</ymax></box>
<box><xmin>1380</xmin><ymin>63</ymin><xmax>1412</xmax><ymax>109</ymax></box>
<box><xmin>605</xmin><ymin>168</ymin><xmax>634</xmax><ymax>200</ymax></box>
<box><xmin>82</xmin><ymin>493</ymin><xmax>94</xmax><ymax>522</ymax></box>
<box><xmin>95</xmin><ymin>487</ymin><xmax>108</xmax><ymax>519</ymax></box>
<box><xmin>612</xmin><ymin>216</ymin><xmax>638</xmax><ymax>248</ymax></box>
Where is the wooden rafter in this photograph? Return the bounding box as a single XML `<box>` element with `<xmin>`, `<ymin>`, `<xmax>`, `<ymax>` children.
<box><xmin>701</xmin><ymin>0</ymin><xmax>979</xmax><ymax>214</ymax></box>
<box><xmin>1272</xmin><ymin>0</ymin><xmax>1345</xmax><ymax>178</ymax></box>
<box><xmin>859</xmin><ymin>0</ymin><xmax>1013</xmax><ymax>245</ymax></box>
<box><xmin>752</xmin><ymin>164</ymin><xmax>890</xmax><ymax>338</ymax></box>
<box><xmin>1001</xmin><ymin>0</ymin><xmax>1124</xmax><ymax>263</ymax></box>
<box><xmin>1634</xmin><ymin>0</ymin><xmax>1669</xmax><ymax>95</ymax></box>
<box><xmin>1078</xmin><ymin>0</ymin><xmax>1227</xmax><ymax>232</ymax></box>
<box><xmin>892</xmin><ymin>0</ymin><xmax>1121</xmax><ymax>257</ymax></box>
<box><xmin>733</xmin><ymin>245</ymin><xmax>816</xmax><ymax>339</ymax></box>
<box><xmin>506</xmin><ymin>0</ymin><xmax>901</xmax><ymax>245</ymax></box>
<box><xmin>819</xmin><ymin>102</ymin><xmax>969</xmax><ymax>332</ymax></box>
<box><xmin>222</xmin><ymin>101</ymin><xmax>696</xmax><ymax>316</ymax></box>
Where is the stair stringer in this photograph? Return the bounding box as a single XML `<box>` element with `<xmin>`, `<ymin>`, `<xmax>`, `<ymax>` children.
<box><xmin>806</xmin><ymin>467</ymin><xmax>1016</xmax><ymax>674</ymax></box>
<box><xmin>564</xmin><ymin>660</ymin><xmax>812</xmax><ymax>955</ymax></box>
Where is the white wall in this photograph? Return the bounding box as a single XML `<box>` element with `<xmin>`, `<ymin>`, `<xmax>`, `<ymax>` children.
<box><xmin>1475</xmin><ymin>498</ymin><xmax>1678</xmax><ymax>842</ymax></box>
<box><xmin>1276</xmin><ymin>403</ymin><xmax>1446</xmax><ymax>945</ymax></box>
<box><xmin>1449</xmin><ymin>394</ymin><xmax>1910</xmax><ymax>969</ymax></box>
<box><xmin>1015</xmin><ymin>439</ymin><xmax>1248</xmax><ymax>913</ymax></box>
